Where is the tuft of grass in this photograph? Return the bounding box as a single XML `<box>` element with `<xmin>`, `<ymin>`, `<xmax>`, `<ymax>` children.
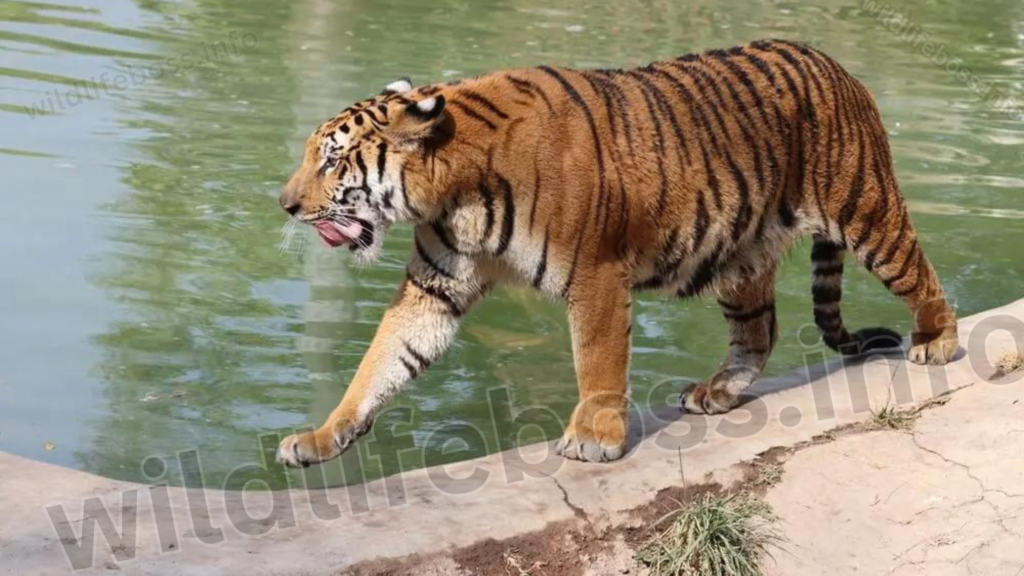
<box><xmin>503</xmin><ymin>546</ymin><xmax>545</xmax><ymax>576</ymax></box>
<box><xmin>869</xmin><ymin>403</ymin><xmax>919</xmax><ymax>431</ymax></box>
<box><xmin>636</xmin><ymin>493</ymin><xmax>779</xmax><ymax>576</ymax></box>
<box><xmin>993</xmin><ymin>349</ymin><xmax>1024</xmax><ymax>379</ymax></box>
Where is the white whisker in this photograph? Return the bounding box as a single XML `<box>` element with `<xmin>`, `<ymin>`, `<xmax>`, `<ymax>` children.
<box><xmin>278</xmin><ymin>217</ymin><xmax>308</xmax><ymax>257</ymax></box>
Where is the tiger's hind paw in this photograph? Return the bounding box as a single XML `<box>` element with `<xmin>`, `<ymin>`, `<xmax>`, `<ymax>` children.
<box><xmin>680</xmin><ymin>384</ymin><xmax>738</xmax><ymax>415</ymax></box>
<box><xmin>908</xmin><ymin>329</ymin><xmax>959</xmax><ymax>366</ymax></box>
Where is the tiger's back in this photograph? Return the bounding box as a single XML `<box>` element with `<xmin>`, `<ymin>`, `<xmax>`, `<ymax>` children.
<box><xmin>436</xmin><ymin>42</ymin><xmax>885</xmax><ymax>297</ymax></box>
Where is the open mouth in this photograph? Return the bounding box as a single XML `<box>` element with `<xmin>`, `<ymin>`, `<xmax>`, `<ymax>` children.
<box><xmin>314</xmin><ymin>218</ymin><xmax>374</xmax><ymax>250</ymax></box>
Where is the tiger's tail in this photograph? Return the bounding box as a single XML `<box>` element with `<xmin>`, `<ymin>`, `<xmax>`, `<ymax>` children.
<box><xmin>810</xmin><ymin>236</ymin><xmax>903</xmax><ymax>355</ymax></box>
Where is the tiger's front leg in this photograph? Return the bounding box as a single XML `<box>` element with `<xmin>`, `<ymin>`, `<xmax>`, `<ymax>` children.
<box><xmin>277</xmin><ymin>263</ymin><xmax>486</xmax><ymax>468</ymax></box>
<box><xmin>555</xmin><ymin>268</ymin><xmax>632</xmax><ymax>462</ymax></box>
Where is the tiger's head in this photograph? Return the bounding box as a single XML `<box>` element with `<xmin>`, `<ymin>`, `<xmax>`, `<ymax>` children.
<box><xmin>279</xmin><ymin>78</ymin><xmax>449</xmax><ymax>264</ymax></box>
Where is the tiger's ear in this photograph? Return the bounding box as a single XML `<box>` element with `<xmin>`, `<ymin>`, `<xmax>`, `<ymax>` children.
<box><xmin>381</xmin><ymin>77</ymin><xmax>413</xmax><ymax>96</ymax></box>
<box><xmin>385</xmin><ymin>95</ymin><xmax>447</xmax><ymax>143</ymax></box>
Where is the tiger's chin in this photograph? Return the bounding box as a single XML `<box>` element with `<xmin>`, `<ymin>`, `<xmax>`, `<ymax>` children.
<box><xmin>350</xmin><ymin>241</ymin><xmax>384</xmax><ymax>266</ymax></box>
<box><xmin>348</xmin><ymin>221</ymin><xmax>391</xmax><ymax>266</ymax></box>
<box><xmin>315</xmin><ymin>217</ymin><xmax>389</xmax><ymax>265</ymax></box>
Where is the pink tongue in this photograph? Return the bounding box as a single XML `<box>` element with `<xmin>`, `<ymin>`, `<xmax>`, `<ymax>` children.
<box><xmin>315</xmin><ymin>221</ymin><xmax>363</xmax><ymax>248</ymax></box>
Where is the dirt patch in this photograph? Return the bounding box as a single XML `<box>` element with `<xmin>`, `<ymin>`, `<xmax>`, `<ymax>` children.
<box><xmin>339</xmin><ymin>389</ymin><xmax>969</xmax><ymax>576</ymax></box>
<box><xmin>341</xmin><ymin>483</ymin><xmax>727</xmax><ymax>576</ymax></box>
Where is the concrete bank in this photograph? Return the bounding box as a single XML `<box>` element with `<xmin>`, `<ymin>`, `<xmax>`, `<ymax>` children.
<box><xmin>3</xmin><ymin>298</ymin><xmax>1023</xmax><ymax>576</ymax></box>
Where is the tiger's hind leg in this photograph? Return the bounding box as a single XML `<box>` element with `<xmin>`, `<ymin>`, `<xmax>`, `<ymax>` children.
<box><xmin>682</xmin><ymin>268</ymin><xmax>778</xmax><ymax>414</ymax></box>
<box><xmin>848</xmin><ymin>202</ymin><xmax>958</xmax><ymax>364</ymax></box>
<box><xmin>815</xmin><ymin>73</ymin><xmax>958</xmax><ymax>364</ymax></box>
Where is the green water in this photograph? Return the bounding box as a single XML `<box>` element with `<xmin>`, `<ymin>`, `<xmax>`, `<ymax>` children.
<box><xmin>1</xmin><ymin>0</ymin><xmax>1021</xmax><ymax>490</ymax></box>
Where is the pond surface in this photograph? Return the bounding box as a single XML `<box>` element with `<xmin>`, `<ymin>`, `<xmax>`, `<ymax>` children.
<box><xmin>1</xmin><ymin>0</ymin><xmax>1022</xmax><ymax>490</ymax></box>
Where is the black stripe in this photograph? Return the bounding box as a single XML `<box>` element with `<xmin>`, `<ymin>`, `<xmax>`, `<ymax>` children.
<box><xmin>400</xmin><ymin>357</ymin><xmax>419</xmax><ymax>379</ymax></box>
<box><xmin>654</xmin><ymin>228</ymin><xmax>682</xmax><ymax>275</ymax></box>
<box><xmin>873</xmin><ymin>209</ymin><xmax>909</xmax><ymax>269</ymax></box>
<box><xmin>691</xmin><ymin>194</ymin><xmax>711</xmax><ymax>254</ymax></box>
<box><xmin>461</xmin><ymin>89</ymin><xmax>509</xmax><ymax>119</ymax></box>
<box><xmin>403</xmin><ymin>341</ymin><xmax>431</xmax><ymax>371</ymax></box>
<box><xmin>881</xmin><ymin>241</ymin><xmax>919</xmax><ymax>289</ymax></box>
<box><xmin>813</xmin><ymin>263</ymin><xmax>844</xmax><ymax>276</ymax></box>
<box><xmin>507</xmin><ymin>75</ymin><xmax>554</xmax><ymax>113</ymax></box>
<box><xmin>726</xmin><ymin>156</ymin><xmax>753</xmax><ymax>241</ymax></box>
<box><xmin>635</xmin><ymin>276</ymin><xmax>666</xmax><ymax>291</ymax></box>
<box><xmin>430</xmin><ymin>218</ymin><xmax>461</xmax><ymax>254</ymax></box>
<box><xmin>814</xmin><ymin>309</ymin><xmax>843</xmax><ymax>330</ymax></box>
<box><xmin>507</xmin><ymin>78</ymin><xmax>536</xmax><ymax>97</ymax></box>
<box><xmin>399</xmin><ymin>166</ymin><xmax>422</xmax><ymax>219</ymax></box>
<box><xmin>716</xmin><ymin>299</ymin><xmax>744</xmax><ymax>312</ymax></box>
<box><xmin>853</xmin><ymin>146</ymin><xmax>893</xmax><ymax>252</ymax></box>
<box><xmin>891</xmin><ymin>273</ymin><xmax>921</xmax><ymax>297</ymax></box>
<box><xmin>838</xmin><ymin>132</ymin><xmax>867</xmax><ymax>228</ymax></box>
<box><xmin>354</xmin><ymin>150</ymin><xmax>367</xmax><ymax>179</ymax></box>
<box><xmin>812</xmin><ymin>284</ymin><xmax>842</xmax><ymax>305</ymax></box>
<box><xmin>479</xmin><ymin>182</ymin><xmax>496</xmax><ymax>244</ymax></box>
<box><xmin>678</xmin><ymin>241</ymin><xmax>723</xmax><ymax>298</ymax></box>
<box><xmin>407</xmin><ymin>274</ymin><xmax>463</xmax><ymax>317</ymax></box>
<box><xmin>364</xmin><ymin>106</ymin><xmax>382</xmax><ymax>125</ymax></box>
<box><xmin>532</xmin><ymin>228</ymin><xmax>549</xmax><ymax>289</ymax></box>
<box><xmin>779</xmin><ymin>202</ymin><xmax>795</xmax><ymax>227</ymax></box>
<box><xmin>700</xmin><ymin>146</ymin><xmax>723</xmax><ymax>210</ymax></box>
<box><xmin>494</xmin><ymin>176</ymin><xmax>516</xmax><ymax>256</ymax></box>
<box><xmin>723</xmin><ymin>302</ymin><xmax>775</xmax><ymax>322</ymax></box>
<box><xmin>450</xmin><ymin>100</ymin><xmax>497</xmax><ymax>130</ymax></box>
<box><xmin>763</xmin><ymin>140</ymin><xmax>782</xmax><ymax>199</ymax></box>
<box><xmin>415</xmin><ymin>235</ymin><xmax>454</xmax><ymax>279</ymax></box>
<box><xmin>376</xmin><ymin>142</ymin><xmax>388</xmax><ymax>182</ymax></box>
<box><xmin>528</xmin><ymin>169</ymin><xmax>541</xmax><ymax>231</ymax></box>
<box><xmin>821</xmin><ymin>61</ymin><xmax>848</xmax><ymax>214</ymax></box>
<box><xmin>811</xmin><ymin>239</ymin><xmax>843</xmax><ymax>262</ymax></box>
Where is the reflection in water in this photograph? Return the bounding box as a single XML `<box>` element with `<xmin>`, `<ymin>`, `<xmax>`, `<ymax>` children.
<box><xmin>0</xmin><ymin>0</ymin><xmax>1021</xmax><ymax>488</ymax></box>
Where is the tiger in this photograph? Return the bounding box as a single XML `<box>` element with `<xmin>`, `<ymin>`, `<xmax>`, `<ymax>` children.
<box><xmin>275</xmin><ymin>39</ymin><xmax>958</xmax><ymax>467</ymax></box>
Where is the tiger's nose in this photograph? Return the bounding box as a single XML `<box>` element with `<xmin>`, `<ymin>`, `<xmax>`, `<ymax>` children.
<box><xmin>279</xmin><ymin>192</ymin><xmax>301</xmax><ymax>216</ymax></box>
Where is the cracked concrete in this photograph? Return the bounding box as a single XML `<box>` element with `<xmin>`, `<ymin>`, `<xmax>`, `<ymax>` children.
<box><xmin>764</xmin><ymin>372</ymin><xmax>1024</xmax><ymax>576</ymax></box>
<box><xmin>1</xmin><ymin>298</ymin><xmax>1022</xmax><ymax>575</ymax></box>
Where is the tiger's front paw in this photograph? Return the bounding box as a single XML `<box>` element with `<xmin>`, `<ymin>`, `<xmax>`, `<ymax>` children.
<box><xmin>276</xmin><ymin>418</ymin><xmax>370</xmax><ymax>468</ymax></box>
<box><xmin>681</xmin><ymin>384</ymin><xmax>738</xmax><ymax>415</ymax></box>
<box><xmin>555</xmin><ymin>398</ymin><xmax>628</xmax><ymax>463</ymax></box>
